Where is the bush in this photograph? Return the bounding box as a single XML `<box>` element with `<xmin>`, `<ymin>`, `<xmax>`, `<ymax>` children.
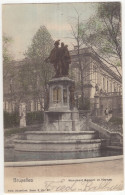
<box><xmin>109</xmin><ymin>117</ymin><xmax>123</xmax><ymax>125</ymax></box>
<box><xmin>4</xmin><ymin>111</ymin><xmax>20</xmax><ymax>128</ymax></box>
<box><xmin>5</xmin><ymin>127</ymin><xmax>27</xmax><ymax>137</ymax></box>
<box><xmin>4</xmin><ymin>111</ymin><xmax>44</xmax><ymax>128</ymax></box>
<box><xmin>26</xmin><ymin>111</ymin><xmax>44</xmax><ymax>125</ymax></box>
<box><xmin>78</xmin><ymin>97</ymin><xmax>90</xmax><ymax>110</ymax></box>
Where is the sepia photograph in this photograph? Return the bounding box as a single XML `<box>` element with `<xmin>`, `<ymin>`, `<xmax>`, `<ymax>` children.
<box><xmin>2</xmin><ymin>0</ymin><xmax>124</xmax><ymax>193</ymax></box>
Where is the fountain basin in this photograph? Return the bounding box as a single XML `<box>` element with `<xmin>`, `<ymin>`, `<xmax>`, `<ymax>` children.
<box><xmin>14</xmin><ymin>138</ymin><xmax>101</xmax><ymax>152</ymax></box>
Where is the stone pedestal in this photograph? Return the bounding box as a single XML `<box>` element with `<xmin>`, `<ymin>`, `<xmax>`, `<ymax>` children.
<box><xmin>44</xmin><ymin>110</ymin><xmax>80</xmax><ymax>131</ymax></box>
<box><xmin>44</xmin><ymin>77</ymin><xmax>80</xmax><ymax>131</ymax></box>
<box><xmin>48</xmin><ymin>77</ymin><xmax>74</xmax><ymax>111</ymax></box>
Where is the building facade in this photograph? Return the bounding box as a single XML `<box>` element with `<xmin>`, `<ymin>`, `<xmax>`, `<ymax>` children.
<box><xmin>69</xmin><ymin>47</ymin><xmax>122</xmax><ymax>116</ymax></box>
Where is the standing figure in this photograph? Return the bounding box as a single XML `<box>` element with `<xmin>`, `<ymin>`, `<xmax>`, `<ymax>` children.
<box><xmin>45</xmin><ymin>40</ymin><xmax>60</xmax><ymax>77</ymax></box>
<box><xmin>46</xmin><ymin>40</ymin><xmax>71</xmax><ymax>77</ymax></box>
<box><xmin>58</xmin><ymin>43</ymin><xmax>71</xmax><ymax>76</ymax></box>
<box><xmin>59</xmin><ymin>42</ymin><xmax>65</xmax><ymax>76</ymax></box>
<box><xmin>63</xmin><ymin>45</ymin><xmax>71</xmax><ymax>76</ymax></box>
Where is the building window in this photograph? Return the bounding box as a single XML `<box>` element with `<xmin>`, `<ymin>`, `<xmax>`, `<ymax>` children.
<box><xmin>117</xmin><ymin>84</ymin><xmax>119</xmax><ymax>92</ymax></box>
<box><xmin>35</xmin><ymin>101</ymin><xmax>38</xmax><ymax>111</ymax></box>
<box><xmin>6</xmin><ymin>101</ymin><xmax>9</xmax><ymax>112</ymax></box>
<box><xmin>3</xmin><ymin>102</ymin><xmax>5</xmax><ymax>111</ymax></box>
<box><xmin>114</xmin><ymin>83</ymin><xmax>116</xmax><ymax>92</ymax></box>
<box><xmin>12</xmin><ymin>102</ymin><xmax>15</xmax><ymax>112</ymax></box>
<box><xmin>8</xmin><ymin>102</ymin><xmax>11</xmax><ymax>113</ymax></box>
<box><xmin>31</xmin><ymin>100</ymin><xmax>34</xmax><ymax>112</ymax></box>
<box><xmin>95</xmin><ymin>71</ymin><xmax>97</xmax><ymax>83</ymax></box>
<box><xmin>107</xmin><ymin>80</ymin><xmax>109</xmax><ymax>92</ymax></box>
<box><xmin>91</xmin><ymin>64</ymin><xmax>93</xmax><ymax>80</ymax></box>
<box><xmin>103</xmin><ymin>77</ymin><xmax>105</xmax><ymax>90</ymax></box>
<box><xmin>110</xmin><ymin>81</ymin><xmax>112</xmax><ymax>92</ymax></box>
<box><xmin>38</xmin><ymin>101</ymin><xmax>41</xmax><ymax>111</ymax></box>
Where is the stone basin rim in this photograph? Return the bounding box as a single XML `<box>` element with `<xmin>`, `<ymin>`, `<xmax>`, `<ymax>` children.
<box><xmin>4</xmin><ymin>155</ymin><xmax>123</xmax><ymax>167</ymax></box>
<box><xmin>14</xmin><ymin>139</ymin><xmax>101</xmax><ymax>144</ymax></box>
<box><xmin>45</xmin><ymin>110</ymin><xmax>79</xmax><ymax>113</ymax></box>
<box><xmin>24</xmin><ymin>131</ymin><xmax>96</xmax><ymax>134</ymax></box>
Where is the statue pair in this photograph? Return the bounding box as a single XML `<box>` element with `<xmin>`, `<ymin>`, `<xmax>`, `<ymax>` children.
<box><xmin>46</xmin><ymin>40</ymin><xmax>71</xmax><ymax>77</ymax></box>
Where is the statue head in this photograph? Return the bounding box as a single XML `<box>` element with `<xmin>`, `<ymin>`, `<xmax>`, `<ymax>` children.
<box><xmin>54</xmin><ymin>40</ymin><xmax>60</xmax><ymax>47</ymax></box>
<box><xmin>61</xmin><ymin>42</ymin><xmax>64</xmax><ymax>47</ymax></box>
<box><xmin>65</xmin><ymin>45</ymin><xmax>68</xmax><ymax>48</ymax></box>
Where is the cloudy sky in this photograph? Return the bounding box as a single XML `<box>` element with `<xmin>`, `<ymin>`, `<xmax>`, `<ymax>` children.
<box><xmin>2</xmin><ymin>3</ymin><xmax>97</xmax><ymax>60</ymax></box>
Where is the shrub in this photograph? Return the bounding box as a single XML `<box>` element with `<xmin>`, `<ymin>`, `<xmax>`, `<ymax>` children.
<box><xmin>4</xmin><ymin>111</ymin><xmax>20</xmax><ymax>128</ymax></box>
<box><xmin>78</xmin><ymin>97</ymin><xmax>90</xmax><ymax>110</ymax></box>
<box><xmin>26</xmin><ymin>111</ymin><xmax>44</xmax><ymax>125</ymax></box>
<box><xmin>109</xmin><ymin>117</ymin><xmax>123</xmax><ymax>125</ymax></box>
<box><xmin>5</xmin><ymin>127</ymin><xmax>27</xmax><ymax>137</ymax></box>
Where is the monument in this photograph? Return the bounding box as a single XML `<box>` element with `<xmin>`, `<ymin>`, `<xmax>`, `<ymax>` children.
<box><xmin>14</xmin><ymin>40</ymin><xmax>101</xmax><ymax>152</ymax></box>
<box><xmin>44</xmin><ymin>40</ymin><xmax>79</xmax><ymax>131</ymax></box>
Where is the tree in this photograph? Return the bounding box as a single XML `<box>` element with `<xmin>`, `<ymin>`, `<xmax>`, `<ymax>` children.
<box><xmin>81</xmin><ymin>2</ymin><xmax>122</xmax><ymax>78</ymax></box>
<box><xmin>68</xmin><ymin>10</ymin><xmax>86</xmax><ymax>107</ymax></box>
<box><xmin>98</xmin><ymin>2</ymin><xmax>121</xmax><ymax>60</ymax></box>
<box><xmin>68</xmin><ymin>10</ymin><xmax>98</xmax><ymax>108</ymax></box>
<box><xmin>3</xmin><ymin>35</ymin><xmax>14</xmax><ymax>79</ymax></box>
<box><xmin>19</xmin><ymin>26</ymin><xmax>54</xmax><ymax>109</ymax></box>
<box><xmin>3</xmin><ymin>35</ymin><xmax>17</xmax><ymax>112</ymax></box>
<box><xmin>68</xmin><ymin>3</ymin><xmax>122</xmax><ymax>109</ymax></box>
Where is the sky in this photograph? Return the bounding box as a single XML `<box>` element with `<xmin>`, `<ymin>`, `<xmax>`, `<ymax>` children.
<box><xmin>2</xmin><ymin>2</ymin><xmax>97</xmax><ymax>60</ymax></box>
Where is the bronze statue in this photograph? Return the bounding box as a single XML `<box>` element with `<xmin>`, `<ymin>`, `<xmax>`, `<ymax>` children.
<box><xmin>45</xmin><ymin>40</ymin><xmax>71</xmax><ymax>77</ymax></box>
<box><xmin>45</xmin><ymin>40</ymin><xmax>60</xmax><ymax>77</ymax></box>
<box><xmin>63</xmin><ymin>45</ymin><xmax>71</xmax><ymax>76</ymax></box>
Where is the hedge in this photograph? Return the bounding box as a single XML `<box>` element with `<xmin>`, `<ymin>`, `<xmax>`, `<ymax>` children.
<box><xmin>26</xmin><ymin>111</ymin><xmax>44</xmax><ymax>125</ymax></box>
<box><xmin>4</xmin><ymin>111</ymin><xmax>44</xmax><ymax>128</ymax></box>
<box><xmin>5</xmin><ymin>127</ymin><xmax>27</xmax><ymax>137</ymax></box>
<box><xmin>4</xmin><ymin>111</ymin><xmax>20</xmax><ymax>128</ymax></box>
<box><xmin>109</xmin><ymin>117</ymin><xmax>123</xmax><ymax>125</ymax></box>
<box><xmin>78</xmin><ymin>97</ymin><xmax>90</xmax><ymax>110</ymax></box>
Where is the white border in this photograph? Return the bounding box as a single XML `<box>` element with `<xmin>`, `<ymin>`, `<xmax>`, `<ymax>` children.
<box><xmin>0</xmin><ymin>0</ymin><xmax>125</xmax><ymax>195</ymax></box>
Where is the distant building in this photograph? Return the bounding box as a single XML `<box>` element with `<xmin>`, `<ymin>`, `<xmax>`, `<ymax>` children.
<box><xmin>69</xmin><ymin>47</ymin><xmax>122</xmax><ymax>116</ymax></box>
